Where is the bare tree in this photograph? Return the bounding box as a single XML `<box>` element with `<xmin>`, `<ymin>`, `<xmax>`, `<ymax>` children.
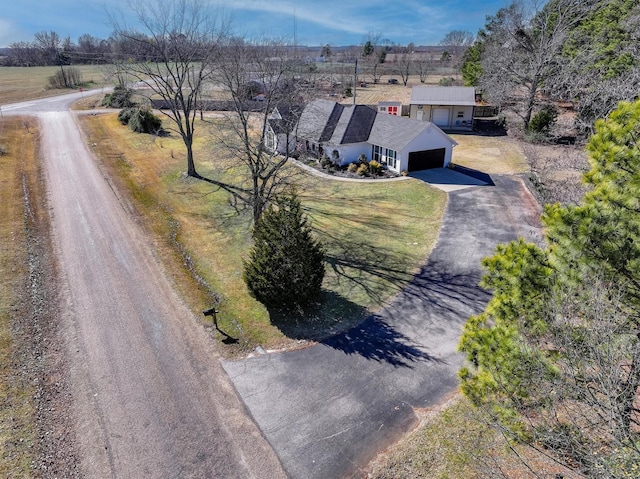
<box><xmin>212</xmin><ymin>39</ymin><xmax>309</xmax><ymax>224</ymax></box>
<box><xmin>393</xmin><ymin>47</ymin><xmax>413</xmax><ymax>86</ymax></box>
<box><xmin>361</xmin><ymin>33</ymin><xmax>389</xmax><ymax>84</ymax></box>
<box><xmin>479</xmin><ymin>0</ymin><xmax>595</xmax><ymax>131</ymax></box>
<box><xmin>109</xmin><ymin>0</ymin><xmax>229</xmax><ymax>179</ymax></box>
<box><xmin>439</xmin><ymin>29</ymin><xmax>475</xmax><ymax>60</ymax></box>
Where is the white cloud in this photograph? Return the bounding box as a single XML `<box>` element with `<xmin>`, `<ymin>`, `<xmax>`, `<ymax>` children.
<box><xmin>0</xmin><ymin>19</ymin><xmax>31</xmax><ymax>47</ymax></box>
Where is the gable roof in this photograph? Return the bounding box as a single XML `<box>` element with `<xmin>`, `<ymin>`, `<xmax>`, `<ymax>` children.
<box><xmin>369</xmin><ymin>113</ymin><xmax>434</xmax><ymax>151</ymax></box>
<box><xmin>410</xmin><ymin>86</ymin><xmax>476</xmax><ymax>106</ymax></box>
<box><xmin>296</xmin><ymin>99</ymin><xmax>341</xmax><ymax>142</ymax></box>
<box><xmin>295</xmin><ymin>99</ymin><xmax>456</xmax><ymax>152</ymax></box>
<box><xmin>267</xmin><ymin>105</ymin><xmax>303</xmax><ymax>134</ymax></box>
<box><xmin>329</xmin><ymin>104</ymin><xmax>377</xmax><ymax>145</ymax></box>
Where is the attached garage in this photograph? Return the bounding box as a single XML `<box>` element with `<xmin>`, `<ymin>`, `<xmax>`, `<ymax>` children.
<box><xmin>407</xmin><ymin>148</ymin><xmax>446</xmax><ymax>172</ymax></box>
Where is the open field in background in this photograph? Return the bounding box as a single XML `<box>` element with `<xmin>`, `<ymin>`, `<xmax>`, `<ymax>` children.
<box><xmin>0</xmin><ymin>65</ymin><xmax>111</xmax><ymax>105</ymax></box>
<box><xmin>0</xmin><ymin>117</ymin><xmax>42</xmax><ymax>476</ymax></box>
<box><xmin>78</xmin><ymin>111</ymin><xmax>446</xmax><ymax>354</ymax></box>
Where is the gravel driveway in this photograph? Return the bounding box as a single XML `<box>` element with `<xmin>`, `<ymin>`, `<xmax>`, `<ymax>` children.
<box><xmin>6</xmin><ymin>92</ymin><xmax>287</xmax><ymax>478</ymax></box>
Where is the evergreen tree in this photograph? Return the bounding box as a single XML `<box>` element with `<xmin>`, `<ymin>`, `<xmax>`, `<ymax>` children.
<box><xmin>243</xmin><ymin>191</ymin><xmax>325</xmax><ymax>309</ymax></box>
<box><xmin>459</xmin><ymin>99</ymin><xmax>640</xmax><ymax>477</ymax></box>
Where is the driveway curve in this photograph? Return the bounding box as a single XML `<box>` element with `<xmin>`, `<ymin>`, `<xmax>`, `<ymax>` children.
<box><xmin>6</xmin><ymin>92</ymin><xmax>287</xmax><ymax>478</ymax></box>
<box><xmin>223</xmin><ymin>174</ymin><xmax>542</xmax><ymax>479</ymax></box>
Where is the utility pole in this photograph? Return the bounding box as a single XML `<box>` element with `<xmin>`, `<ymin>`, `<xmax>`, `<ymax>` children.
<box><xmin>353</xmin><ymin>58</ymin><xmax>357</xmax><ymax>105</ymax></box>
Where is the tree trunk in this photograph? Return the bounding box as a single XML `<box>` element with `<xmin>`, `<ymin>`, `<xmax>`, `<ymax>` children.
<box><xmin>620</xmin><ymin>335</ymin><xmax>640</xmax><ymax>437</ymax></box>
<box><xmin>186</xmin><ymin>139</ymin><xmax>198</xmax><ymax>177</ymax></box>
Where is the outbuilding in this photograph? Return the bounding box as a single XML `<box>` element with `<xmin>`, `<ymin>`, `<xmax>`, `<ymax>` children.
<box><xmin>409</xmin><ymin>86</ymin><xmax>476</xmax><ymax>130</ymax></box>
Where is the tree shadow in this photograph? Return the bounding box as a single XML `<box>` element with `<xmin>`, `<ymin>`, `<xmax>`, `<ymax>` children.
<box><xmin>322</xmin><ymin>315</ymin><xmax>442</xmax><ymax>368</ymax></box>
<box><xmin>268</xmin><ymin>292</ymin><xmax>441</xmax><ymax>368</ymax></box>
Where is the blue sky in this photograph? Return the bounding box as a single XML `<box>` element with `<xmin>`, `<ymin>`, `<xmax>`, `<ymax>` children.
<box><xmin>1</xmin><ymin>0</ymin><xmax>508</xmax><ymax>48</ymax></box>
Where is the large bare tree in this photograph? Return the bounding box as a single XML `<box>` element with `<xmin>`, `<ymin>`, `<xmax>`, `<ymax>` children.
<box><xmin>110</xmin><ymin>0</ymin><xmax>228</xmax><ymax>178</ymax></box>
<box><xmin>212</xmin><ymin>39</ymin><xmax>308</xmax><ymax>224</ymax></box>
<box><xmin>479</xmin><ymin>0</ymin><xmax>595</xmax><ymax>131</ymax></box>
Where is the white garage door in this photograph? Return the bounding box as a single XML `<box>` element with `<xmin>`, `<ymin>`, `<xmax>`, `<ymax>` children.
<box><xmin>432</xmin><ymin>108</ymin><xmax>450</xmax><ymax>127</ymax></box>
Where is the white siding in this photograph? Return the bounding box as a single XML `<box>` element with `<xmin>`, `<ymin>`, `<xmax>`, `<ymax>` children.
<box><xmin>397</xmin><ymin>125</ymin><xmax>455</xmax><ymax>172</ymax></box>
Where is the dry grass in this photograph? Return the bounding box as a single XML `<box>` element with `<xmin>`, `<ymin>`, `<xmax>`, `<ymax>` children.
<box><xmin>78</xmin><ymin>112</ymin><xmax>446</xmax><ymax>354</ymax></box>
<box><xmin>0</xmin><ymin>117</ymin><xmax>41</xmax><ymax>477</ymax></box>
<box><xmin>338</xmin><ymin>73</ymin><xmax>461</xmax><ymax>106</ymax></box>
<box><xmin>450</xmin><ymin>134</ymin><xmax>530</xmax><ymax>175</ymax></box>
<box><xmin>367</xmin><ymin>393</ymin><xmax>584</xmax><ymax>479</ymax></box>
<box><xmin>0</xmin><ymin>65</ymin><xmax>109</xmax><ymax>105</ymax></box>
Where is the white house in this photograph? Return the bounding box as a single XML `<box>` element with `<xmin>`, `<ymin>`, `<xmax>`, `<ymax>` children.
<box><xmin>409</xmin><ymin>86</ymin><xmax>476</xmax><ymax>130</ymax></box>
<box><xmin>290</xmin><ymin>99</ymin><xmax>457</xmax><ymax>173</ymax></box>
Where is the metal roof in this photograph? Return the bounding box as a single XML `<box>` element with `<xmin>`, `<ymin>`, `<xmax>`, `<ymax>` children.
<box><xmin>410</xmin><ymin>86</ymin><xmax>476</xmax><ymax>106</ymax></box>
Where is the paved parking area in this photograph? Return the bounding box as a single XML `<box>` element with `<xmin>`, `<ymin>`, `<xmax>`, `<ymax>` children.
<box><xmin>409</xmin><ymin>167</ymin><xmax>489</xmax><ymax>191</ymax></box>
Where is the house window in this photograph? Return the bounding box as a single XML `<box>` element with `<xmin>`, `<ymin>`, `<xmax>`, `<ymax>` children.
<box><xmin>387</xmin><ymin>149</ymin><xmax>397</xmax><ymax>169</ymax></box>
<box><xmin>372</xmin><ymin>145</ymin><xmax>381</xmax><ymax>162</ymax></box>
<box><xmin>457</xmin><ymin>111</ymin><xmax>464</xmax><ymax>118</ymax></box>
<box><xmin>380</xmin><ymin>106</ymin><xmax>387</xmax><ymax>111</ymax></box>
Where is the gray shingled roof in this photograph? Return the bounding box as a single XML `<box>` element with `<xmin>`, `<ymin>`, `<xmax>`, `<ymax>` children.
<box><xmin>410</xmin><ymin>86</ymin><xmax>476</xmax><ymax>106</ymax></box>
<box><xmin>296</xmin><ymin>99</ymin><xmax>340</xmax><ymax>142</ymax></box>
<box><xmin>368</xmin><ymin>113</ymin><xmax>432</xmax><ymax>151</ymax></box>
<box><xmin>296</xmin><ymin>99</ymin><xmax>455</xmax><ymax>152</ymax></box>
<box><xmin>330</xmin><ymin>104</ymin><xmax>377</xmax><ymax>145</ymax></box>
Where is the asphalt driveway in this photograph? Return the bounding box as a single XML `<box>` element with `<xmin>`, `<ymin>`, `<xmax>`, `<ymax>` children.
<box><xmin>223</xmin><ymin>174</ymin><xmax>542</xmax><ymax>478</ymax></box>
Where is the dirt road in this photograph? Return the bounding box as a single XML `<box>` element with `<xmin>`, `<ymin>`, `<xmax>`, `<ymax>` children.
<box><xmin>7</xmin><ymin>93</ymin><xmax>286</xmax><ymax>477</ymax></box>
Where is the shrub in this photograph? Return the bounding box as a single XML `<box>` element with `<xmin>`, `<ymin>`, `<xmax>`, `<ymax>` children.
<box><xmin>528</xmin><ymin>105</ymin><xmax>558</xmax><ymax>134</ymax></box>
<box><xmin>0</xmin><ymin>144</ymin><xmax>7</xmax><ymax>156</ymax></box>
<box><xmin>48</xmin><ymin>67</ymin><xmax>83</xmax><ymax>88</ymax></box>
<box><xmin>319</xmin><ymin>155</ymin><xmax>332</xmax><ymax>169</ymax></box>
<box><xmin>117</xmin><ymin>107</ymin><xmax>136</xmax><ymax>125</ymax></box>
<box><xmin>118</xmin><ymin>107</ymin><xmax>162</xmax><ymax>134</ymax></box>
<box><xmin>356</xmin><ymin>163</ymin><xmax>369</xmax><ymax>176</ymax></box>
<box><xmin>243</xmin><ymin>191</ymin><xmax>325</xmax><ymax>309</ymax></box>
<box><xmin>358</xmin><ymin>153</ymin><xmax>368</xmax><ymax>163</ymax></box>
<box><xmin>439</xmin><ymin>76</ymin><xmax>455</xmax><ymax>86</ymax></box>
<box><xmin>128</xmin><ymin>108</ymin><xmax>162</xmax><ymax>134</ymax></box>
<box><xmin>347</xmin><ymin>162</ymin><xmax>358</xmax><ymax>173</ymax></box>
<box><xmin>368</xmin><ymin>160</ymin><xmax>382</xmax><ymax>176</ymax></box>
<box><xmin>102</xmin><ymin>86</ymin><xmax>135</xmax><ymax>108</ymax></box>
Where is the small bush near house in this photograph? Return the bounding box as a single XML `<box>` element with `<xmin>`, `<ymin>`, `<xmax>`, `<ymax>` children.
<box><xmin>439</xmin><ymin>77</ymin><xmax>455</xmax><ymax>86</ymax></box>
<box><xmin>356</xmin><ymin>163</ymin><xmax>369</xmax><ymax>176</ymax></box>
<box><xmin>243</xmin><ymin>191</ymin><xmax>325</xmax><ymax>309</ymax></box>
<box><xmin>347</xmin><ymin>162</ymin><xmax>358</xmax><ymax>173</ymax></box>
<box><xmin>369</xmin><ymin>160</ymin><xmax>382</xmax><ymax>176</ymax></box>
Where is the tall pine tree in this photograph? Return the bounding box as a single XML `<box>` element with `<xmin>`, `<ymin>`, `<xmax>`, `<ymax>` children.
<box><xmin>459</xmin><ymin>99</ymin><xmax>640</xmax><ymax>476</ymax></box>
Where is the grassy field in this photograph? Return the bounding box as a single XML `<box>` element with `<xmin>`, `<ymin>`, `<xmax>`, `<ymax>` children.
<box><xmin>0</xmin><ymin>65</ymin><xmax>110</xmax><ymax>105</ymax></box>
<box><xmin>450</xmin><ymin>133</ymin><xmax>529</xmax><ymax>175</ymax></box>
<box><xmin>78</xmin><ymin>112</ymin><xmax>446</xmax><ymax>353</ymax></box>
<box><xmin>0</xmin><ymin>117</ymin><xmax>41</xmax><ymax>476</ymax></box>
